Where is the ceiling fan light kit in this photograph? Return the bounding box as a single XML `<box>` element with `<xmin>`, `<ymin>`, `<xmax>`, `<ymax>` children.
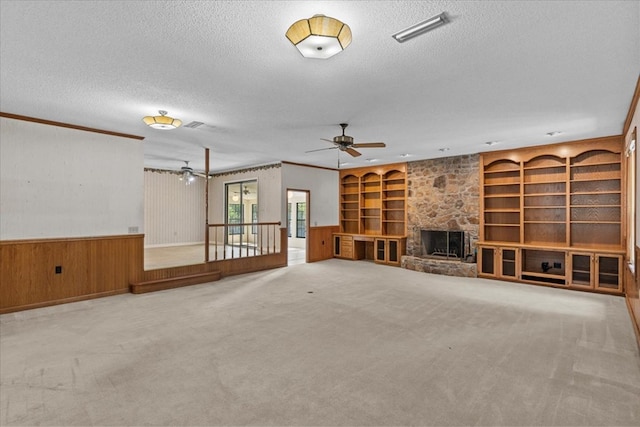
<box><xmin>392</xmin><ymin>12</ymin><xmax>448</xmax><ymax>43</ymax></box>
<box><xmin>143</xmin><ymin>110</ymin><xmax>182</xmax><ymax>130</ymax></box>
<box><xmin>285</xmin><ymin>15</ymin><xmax>352</xmax><ymax>59</ymax></box>
<box><xmin>179</xmin><ymin>172</ymin><xmax>196</xmax><ymax>185</ymax></box>
<box><xmin>178</xmin><ymin>161</ymin><xmax>208</xmax><ymax>185</ymax></box>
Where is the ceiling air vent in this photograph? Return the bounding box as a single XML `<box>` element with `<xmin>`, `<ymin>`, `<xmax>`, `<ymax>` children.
<box><xmin>184</xmin><ymin>121</ymin><xmax>205</xmax><ymax>129</ymax></box>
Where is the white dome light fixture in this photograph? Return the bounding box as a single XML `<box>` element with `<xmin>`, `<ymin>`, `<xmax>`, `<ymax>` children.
<box><xmin>285</xmin><ymin>15</ymin><xmax>352</xmax><ymax>59</ymax></box>
<box><xmin>143</xmin><ymin>110</ymin><xmax>182</xmax><ymax>130</ymax></box>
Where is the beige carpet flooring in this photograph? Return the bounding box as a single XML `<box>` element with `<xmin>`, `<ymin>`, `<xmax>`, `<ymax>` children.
<box><xmin>1</xmin><ymin>259</ymin><xmax>639</xmax><ymax>426</ymax></box>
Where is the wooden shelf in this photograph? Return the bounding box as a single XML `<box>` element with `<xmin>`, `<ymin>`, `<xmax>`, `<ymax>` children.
<box><xmin>484</xmin><ymin>182</ymin><xmax>521</xmax><ymax>187</ymax></box>
<box><xmin>521</xmin><ymin>271</ymin><xmax>565</xmax><ymax>280</ymax></box>
<box><xmin>339</xmin><ymin>164</ymin><xmax>407</xmax><ymax>237</ymax></box>
<box><xmin>523</xmin><ymin>180</ymin><xmax>565</xmax><ymax>185</ymax></box>
<box><xmin>484</xmin><ymin>194</ymin><xmax>520</xmax><ymax>198</ymax></box>
<box><xmin>571</xmin><ymin>204</ymin><xmax>620</xmax><ymax>208</ymax></box>
<box><xmin>570</xmin><ymin>191</ymin><xmax>621</xmax><ymax>195</ymax></box>
<box><xmin>570</xmin><ymin>160</ymin><xmax>620</xmax><ymax>167</ymax></box>
<box><xmin>524</xmin><ymin>220</ymin><xmax>565</xmax><ymax>224</ymax></box>
<box><xmin>480</xmin><ymin>138</ymin><xmax>623</xmax><ymax>294</ymax></box>
<box><xmin>524</xmin><ymin>192</ymin><xmax>566</xmax><ymax>197</ymax></box>
<box><xmin>570</xmin><ymin>177</ymin><xmax>620</xmax><ymax>182</ymax></box>
<box><xmin>523</xmin><ymin>165</ymin><xmax>565</xmax><ymax>171</ymax></box>
<box><xmin>570</xmin><ymin>220</ymin><xmax>621</xmax><ymax>224</ymax></box>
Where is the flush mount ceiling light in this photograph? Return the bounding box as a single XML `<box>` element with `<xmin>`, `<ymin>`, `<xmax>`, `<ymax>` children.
<box><xmin>392</xmin><ymin>12</ymin><xmax>448</xmax><ymax>43</ymax></box>
<box><xmin>143</xmin><ymin>110</ymin><xmax>182</xmax><ymax>130</ymax></box>
<box><xmin>285</xmin><ymin>15</ymin><xmax>352</xmax><ymax>59</ymax></box>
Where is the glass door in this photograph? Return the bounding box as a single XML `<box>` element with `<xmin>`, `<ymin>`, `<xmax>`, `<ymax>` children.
<box><xmin>225</xmin><ymin>180</ymin><xmax>257</xmax><ymax>246</ymax></box>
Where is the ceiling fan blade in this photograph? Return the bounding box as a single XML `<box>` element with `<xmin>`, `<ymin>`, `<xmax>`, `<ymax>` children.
<box><xmin>306</xmin><ymin>147</ymin><xmax>338</xmax><ymax>153</ymax></box>
<box><xmin>351</xmin><ymin>142</ymin><xmax>386</xmax><ymax>148</ymax></box>
<box><xmin>320</xmin><ymin>138</ymin><xmax>335</xmax><ymax>143</ymax></box>
<box><xmin>193</xmin><ymin>172</ymin><xmax>211</xmax><ymax>179</ymax></box>
<box><xmin>345</xmin><ymin>147</ymin><xmax>362</xmax><ymax>157</ymax></box>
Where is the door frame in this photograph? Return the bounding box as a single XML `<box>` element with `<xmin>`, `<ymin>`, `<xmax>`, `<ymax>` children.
<box><xmin>287</xmin><ymin>188</ymin><xmax>310</xmax><ymax>263</ymax></box>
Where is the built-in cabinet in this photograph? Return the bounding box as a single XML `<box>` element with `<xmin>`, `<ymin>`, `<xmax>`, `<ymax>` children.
<box><xmin>478</xmin><ymin>246</ymin><xmax>519</xmax><ymax>280</ymax></box>
<box><xmin>569</xmin><ymin>252</ymin><xmax>623</xmax><ymax>292</ymax></box>
<box><xmin>335</xmin><ymin>163</ymin><xmax>407</xmax><ymax>266</ymax></box>
<box><xmin>374</xmin><ymin>237</ymin><xmax>406</xmax><ymax>266</ymax></box>
<box><xmin>478</xmin><ymin>137</ymin><xmax>625</xmax><ymax>294</ymax></box>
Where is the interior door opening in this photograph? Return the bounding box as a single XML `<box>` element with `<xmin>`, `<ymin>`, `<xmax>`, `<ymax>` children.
<box><xmin>287</xmin><ymin>190</ymin><xmax>308</xmax><ymax>265</ymax></box>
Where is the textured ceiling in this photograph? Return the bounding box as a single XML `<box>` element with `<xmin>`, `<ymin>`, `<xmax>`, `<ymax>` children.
<box><xmin>1</xmin><ymin>1</ymin><xmax>638</xmax><ymax>173</ymax></box>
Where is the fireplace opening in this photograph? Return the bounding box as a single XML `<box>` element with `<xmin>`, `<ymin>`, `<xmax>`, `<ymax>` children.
<box><xmin>421</xmin><ymin>230</ymin><xmax>465</xmax><ymax>260</ymax></box>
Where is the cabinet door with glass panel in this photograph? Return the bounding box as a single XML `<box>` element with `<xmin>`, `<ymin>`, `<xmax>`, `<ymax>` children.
<box><xmin>478</xmin><ymin>245</ymin><xmax>519</xmax><ymax>280</ymax></box>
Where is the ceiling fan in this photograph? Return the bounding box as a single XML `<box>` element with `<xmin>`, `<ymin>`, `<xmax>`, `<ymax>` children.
<box><xmin>179</xmin><ymin>161</ymin><xmax>209</xmax><ymax>184</ymax></box>
<box><xmin>306</xmin><ymin>123</ymin><xmax>386</xmax><ymax>157</ymax></box>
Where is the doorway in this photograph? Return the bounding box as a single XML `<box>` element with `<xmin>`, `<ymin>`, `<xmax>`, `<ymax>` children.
<box><xmin>287</xmin><ymin>190</ymin><xmax>308</xmax><ymax>265</ymax></box>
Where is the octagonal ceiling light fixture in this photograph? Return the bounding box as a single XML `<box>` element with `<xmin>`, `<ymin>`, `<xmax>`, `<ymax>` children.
<box><xmin>143</xmin><ymin>110</ymin><xmax>182</xmax><ymax>130</ymax></box>
<box><xmin>285</xmin><ymin>15</ymin><xmax>352</xmax><ymax>59</ymax></box>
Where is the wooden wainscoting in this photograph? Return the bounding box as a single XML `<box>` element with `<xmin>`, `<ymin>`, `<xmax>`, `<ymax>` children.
<box><xmin>308</xmin><ymin>225</ymin><xmax>339</xmax><ymax>263</ymax></box>
<box><xmin>0</xmin><ymin>234</ymin><xmax>143</xmax><ymax>314</ymax></box>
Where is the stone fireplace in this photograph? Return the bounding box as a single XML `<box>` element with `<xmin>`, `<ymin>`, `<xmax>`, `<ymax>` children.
<box><xmin>401</xmin><ymin>154</ymin><xmax>480</xmax><ymax>278</ymax></box>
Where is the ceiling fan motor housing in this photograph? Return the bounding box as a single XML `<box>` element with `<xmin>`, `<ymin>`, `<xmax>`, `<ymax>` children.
<box><xmin>334</xmin><ymin>135</ymin><xmax>354</xmax><ymax>145</ymax></box>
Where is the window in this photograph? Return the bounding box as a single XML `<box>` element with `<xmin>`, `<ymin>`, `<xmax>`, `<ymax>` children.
<box><xmin>227</xmin><ymin>204</ymin><xmax>242</xmax><ymax>235</ymax></box>
<box><xmin>287</xmin><ymin>203</ymin><xmax>292</xmax><ymax>237</ymax></box>
<box><xmin>296</xmin><ymin>202</ymin><xmax>306</xmax><ymax>238</ymax></box>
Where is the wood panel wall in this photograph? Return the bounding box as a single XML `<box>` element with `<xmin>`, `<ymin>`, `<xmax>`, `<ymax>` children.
<box><xmin>0</xmin><ymin>234</ymin><xmax>143</xmax><ymax>314</ymax></box>
<box><xmin>623</xmin><ymin>75</ymin><xmax>639</xmax><ymax>349</ymax></box>
<box><xmin>627</xmin><ymin>246</ymin><xmax>640</xmax><ymax>348</ymax></box>
<box><xmin>308</xmin><ymin>225</ymin><xmax>339</xmax><ymax>263</ymax></box>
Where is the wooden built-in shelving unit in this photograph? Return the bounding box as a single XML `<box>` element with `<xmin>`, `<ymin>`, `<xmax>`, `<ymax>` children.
<box><xmin>478</xmin><ymin>136</ymin><xmax>625</xmax><ymax>294</ymax></box>
<box><xmin>335</xmin><ymin>163</ymin><xmax>407</xmax><ymax>266</ymax></box>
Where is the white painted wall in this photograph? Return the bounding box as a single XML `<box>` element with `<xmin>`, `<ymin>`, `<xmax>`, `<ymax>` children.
<box><xmin>209</xmin><ymin>164</ymin><xmax>282</xmax><ymax>224</ymax></box>
<box><xmin>281</xmin><ymin>163</ymin><xmax>339</xmax><ymax>227</ymax></box>
<box><xmin>0</xmin><ymin>117</ymin><xmax>143</xmax><ymax>239</ymax></box>
<box><xmin>144</xmin><ymin>170</ymin><xmax>206</xmax><ymax>246</ymax></box>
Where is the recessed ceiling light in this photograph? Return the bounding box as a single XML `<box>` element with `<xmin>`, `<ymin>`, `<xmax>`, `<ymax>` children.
<box><xmin>485</xmin><ymin>141</ymin><xmax>499</xmax><ymax>146</ymax></box>
<box><xmin>546</xmin><ymin>131</ymin><xmax>562</xmax><ymax>137</ymax></box>
<box><xmin>399</xmin><ymin>153</ymin><xmax>412</xmax><ymax>158</ymax></box>
<box><xmin>439</xmin><ymin>148</ymin><xmax>450</xmax><ymax>152</ymax></box>
<box><xmin>366</xmin><ymin>158</ymin><xmax>378</xmax><ymax>162</ymax></box>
